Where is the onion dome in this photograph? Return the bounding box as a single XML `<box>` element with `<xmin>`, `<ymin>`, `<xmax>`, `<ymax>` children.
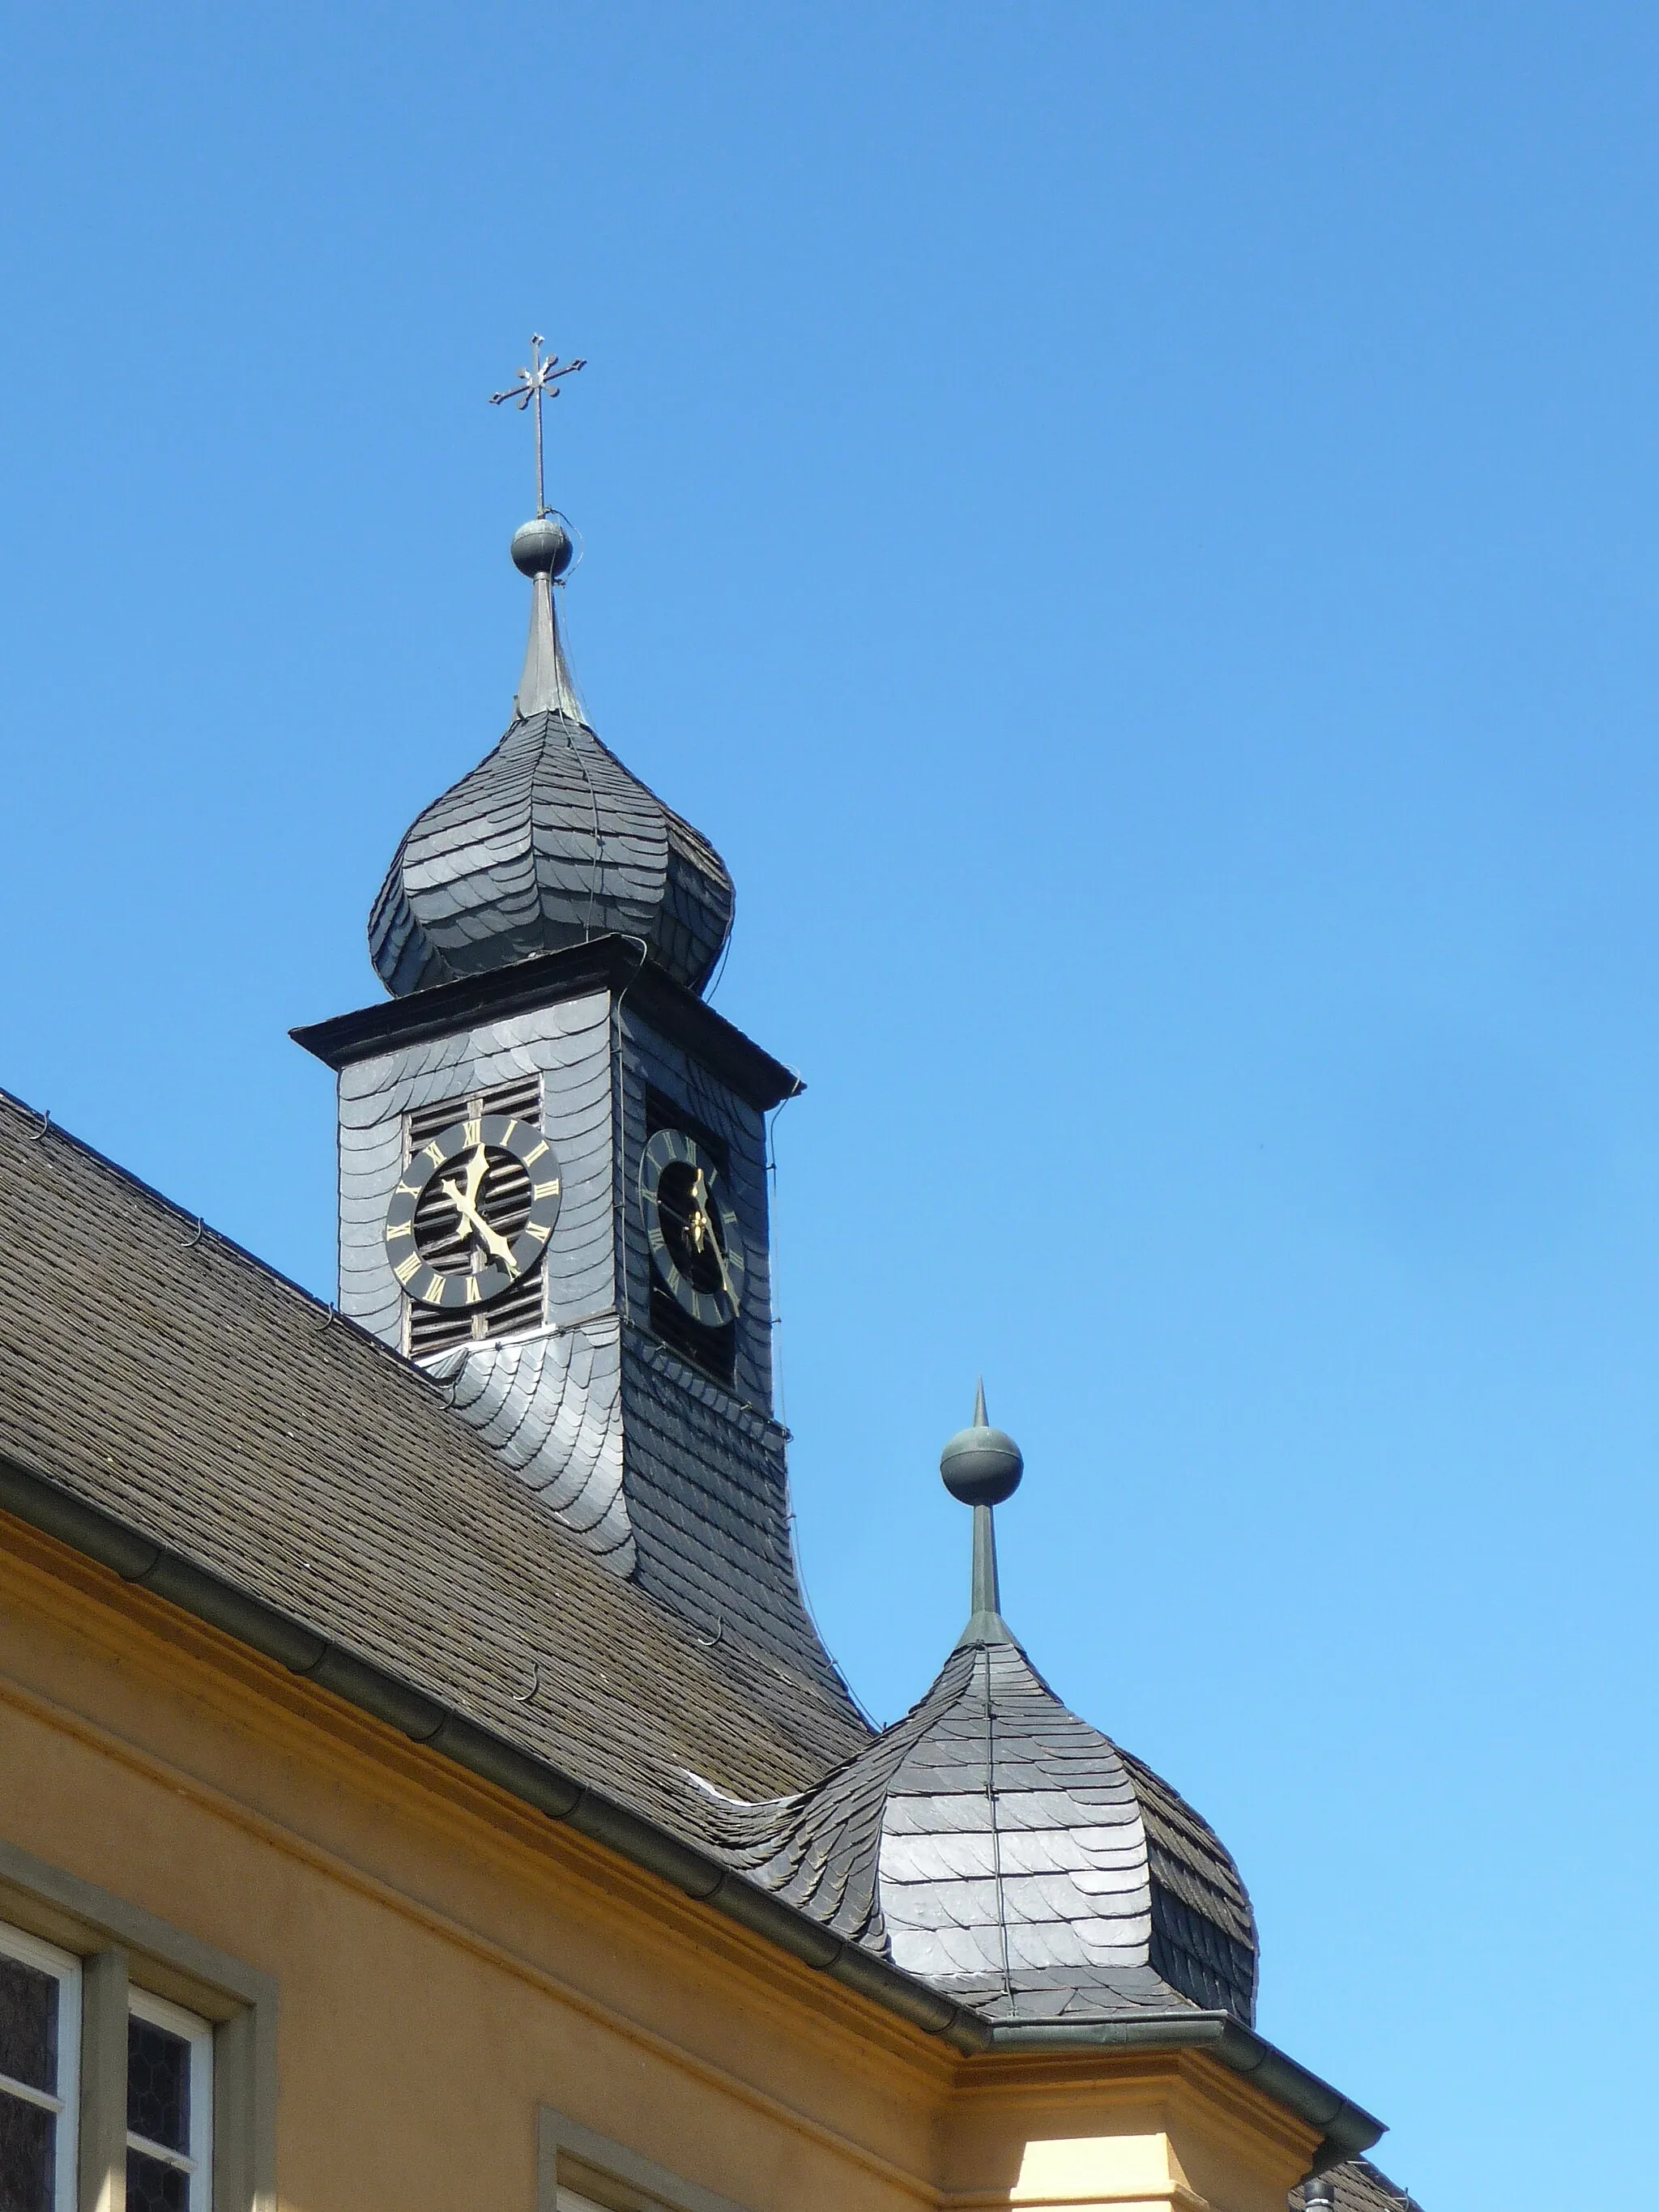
<box><xmin>369</xmin><ymin>517</ymin><xmax>735</xmax><ymax>998</ymax></box>
<box><xmin>710</xmin><ymin>1393</ymin><xmax>1259</xmax><ymax>2026</ymax></box>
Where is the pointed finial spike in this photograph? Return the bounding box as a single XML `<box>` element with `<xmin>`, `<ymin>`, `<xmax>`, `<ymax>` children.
<box><xmin>513</xmin><ymin>562</ymin><xmax>585</xmax><ymax>722</ymax></box>
<box><xmin>940</xmin><ymin>1389</ymin><xmax>1024</xmax><ymax>1646</ymax></box>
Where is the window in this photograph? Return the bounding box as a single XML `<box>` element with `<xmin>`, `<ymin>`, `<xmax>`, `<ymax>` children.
<box><xmin>0</xmin><ymin>1924</ymin><xmax>215</xmax><ymax>2212</ymax></box>
<box><xmin>0</xmin><ymin>1924</ymin><xmax>79</xmax><ymax>2212</ymax></box>
<box><xmin>0</xmin><ymin>1845</ymin><xmax>274</xmax><ymax>2212</ymax></box>
<box><xmin>126</xmin><ymin>1988</ymin><xmax>212</xmax><ymax>2212</ymax></box>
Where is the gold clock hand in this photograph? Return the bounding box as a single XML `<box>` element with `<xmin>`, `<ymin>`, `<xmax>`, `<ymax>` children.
<box><xmin>453</xmin><ymin>1189</ymin><xmax>517</xmax><ymax>1268</ymax></box>
<box><xmin>693</xmin><ymin>1174</ymin><xmax>736</xmax><ymax>1303</ymax></box>
<box><xmin>439</xmin><ymin>1172</ymin><xmax>516</xmax><ymax>1267</ymax></box>
<box><xmin>459</xmin><ymin>1144</ymin><xmax>518</xmax><ymax>1264</ymax></box>
<box><xmin>688</xmin><ymin>1170</ymin><xmax>711</xmax><ymax>1255</ymax></box>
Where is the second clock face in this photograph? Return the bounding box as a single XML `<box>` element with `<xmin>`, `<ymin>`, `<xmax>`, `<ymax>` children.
<box><xmin>385</xmin><ymin>1114</ymin><xmax>562</xmax><ymax>1311</ymax></box>
<box><xmin>641</xmin><ymin>1127</ymin><xmax>746</xmax><ymax>1328</ymax></box>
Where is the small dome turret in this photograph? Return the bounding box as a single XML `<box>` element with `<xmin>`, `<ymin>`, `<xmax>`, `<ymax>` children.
<box><xmin>369</xmin><ymin>521</ymin><xmax>735</xmax><ymax>998</ymax></box>
<box><xmin>707</xmin><ymin>1392</ymin><xmax>1259</xmax><ymax>2027</ymax></box>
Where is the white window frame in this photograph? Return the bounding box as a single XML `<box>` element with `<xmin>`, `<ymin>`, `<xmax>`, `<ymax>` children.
<box><xmin>0</xmin><ymin>1842</ymin><xmax>274</xmax><ymax>2212</ymax></box>
<box><xmin>0</xmin><ymin>1920</ymin><xmax>82</xmax><ymax>2212</ymax></box>
<box><xmin>126</xmin><ymin>1984</ymin><xmax>214</xmax><ymax>2212</ymax></box>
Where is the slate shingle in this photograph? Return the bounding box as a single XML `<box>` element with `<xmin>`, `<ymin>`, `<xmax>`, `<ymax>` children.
<box><xmin>1291</xmin><ymin>2158</ymin><xmax>1426</xmax><ymax>2211</ymax></box>
<box><xmin>369</xmin><ymin>707</ymin><xmax>734</xmax><ymax>998</ymax></box>
<box><xmin>706</xmin><ymin>1623</ymin><xmax>1260</xmax><ymax>2027</ymax></box>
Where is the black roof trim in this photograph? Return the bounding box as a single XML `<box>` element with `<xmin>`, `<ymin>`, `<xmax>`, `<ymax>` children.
<box><xmin>0</xmin><ymin>1447</ymin><xmax>1384</xmax><ymax>2167</ymax></box>
<box><xmin>291</xmin><ymin>936</ymin><xmax>804</xmax><ymax>1111</ymax></box>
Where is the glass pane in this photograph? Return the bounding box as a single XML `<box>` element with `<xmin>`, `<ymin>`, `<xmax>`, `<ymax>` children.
<box><xmin>0</xmin><ymin>1955</ymin><xmax>57</xmax><ymax>2094</ymax></box>
<box><xmin>127</xmin><ymin>2017</ymin><xmax>190</xmax><ymax>2154</ymax></box>
<box><xmin>0</xmin><ymin>2087</ymin><xmax>54</xmax><ymax>2212</ymax></box>
<box><xmin>126</xmin><ymin>2150</ymin><xmax>188</xmax><ymax>2212</ymax></box>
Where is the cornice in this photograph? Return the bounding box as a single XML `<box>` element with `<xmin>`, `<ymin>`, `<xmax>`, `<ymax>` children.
<box><xmin>291</xmin><ymin>935</ymin><xmax>804</xmax><ymax>1112</ymax></box>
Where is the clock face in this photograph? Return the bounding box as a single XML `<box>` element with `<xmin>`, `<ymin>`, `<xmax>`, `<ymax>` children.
<box><xmin>641</xmin><ymin>1127</ymin><xmax>746</xmax><ymax>1328</ymax></box>
<box><xmin>385</xmin><ymin>1114</ymin><xmax>562</xmax><ymax>1312</ymax></box>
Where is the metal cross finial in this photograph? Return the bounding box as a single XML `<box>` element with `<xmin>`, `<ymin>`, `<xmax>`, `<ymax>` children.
<box><xmin>491</xmin><ymin>334</ymin><xmax>586</xmax><ymax>517</ymax></box>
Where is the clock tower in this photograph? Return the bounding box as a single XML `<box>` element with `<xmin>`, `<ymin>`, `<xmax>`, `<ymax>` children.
<box><xmin>293</xmin><ymin>383</ymin><xmax>859</xmax><ymax>1738</ymax></box>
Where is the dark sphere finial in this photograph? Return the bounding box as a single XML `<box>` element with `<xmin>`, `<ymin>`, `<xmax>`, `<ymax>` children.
<box><xmin>511</xmin><ymin>515</ymin><xmax>574</xmax><ymax>579</ymax></box>
<box><xmin>940</xmin><ymin>1380</ymin><xmax>1023</xmax><ymax>1507</ymax></box>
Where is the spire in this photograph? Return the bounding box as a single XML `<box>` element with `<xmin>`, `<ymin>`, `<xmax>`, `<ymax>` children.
<box><xmin>939</xmin><ymin>1381</ymin><xmax>1024</xmax><ymax>1647</ymax></box>
<box><xmin>368</xmin><ymin>337</ymin><xmax>736</xmax><ymax>999</ymax></box>
<box><xmin>493</xmin><ymin>334</ymin><xmax>588</xmax><ymax>720</ymax></box>
<box><xmin>510</xmin><ymin>519</ymin><xmax>585</xmax><ymax>721</ymax></box>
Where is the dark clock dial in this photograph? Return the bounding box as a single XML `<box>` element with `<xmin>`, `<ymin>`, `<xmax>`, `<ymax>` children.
<box><xmin>641</xmin><ymin>1127</ymin><xmax>745</xmax><ymax>1328</ymax></box>
<box><xmin>384</xmin><ymin>1114</ymin><xmax>562</xmax><ymax>1312</ymax></box>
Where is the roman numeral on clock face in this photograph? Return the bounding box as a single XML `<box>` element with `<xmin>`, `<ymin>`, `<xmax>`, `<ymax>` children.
<box><xmin>384</xmin><ymin>1115</ymin><xmax>565</xmax><ymax>1313</ymax></box>
<box><xmin>640</xmin><ymin>1126</ymin><xmax>745</xmax><ymax>1329</ymax></box>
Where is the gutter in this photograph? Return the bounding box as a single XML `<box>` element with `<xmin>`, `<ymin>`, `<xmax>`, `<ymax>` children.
<box><xmin>0</xmin><ymin>1455</ymin><xmax>1382</xmax><ymax>2167</ymax></box>
<box><xmin>0</xmin><ymin>1454</ymin><xmax>982</xmax><ymax>2051</ymax></box>
<box><xmin>987</xmin><ymin>2021</ymin><xmax>1380</xmax><ymax>2169</ymax></box>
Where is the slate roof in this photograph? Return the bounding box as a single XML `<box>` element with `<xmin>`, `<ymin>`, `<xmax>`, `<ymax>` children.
<box><xmin>1293</xmin><ymin>2158</ymin><xmax>1425</xmax><ymax>2211</ymax></box>
<box><xmin>369</xmin><ymin>574</ymin><xmax>734</xmax><ymax>997</ymax></box>
<box><xmin>0</xmin><ymin>1087</ymin><xmax>1402</xmax><ymax>2187</ymax></box>
<box><xmin>424</xmin><ymin>1316</ymin><xmax>859</xmax><ymax>1717</ymax></box>
<box><xmin>620</xmin><ymin>1334</ymin><xmax>855</xmax><ymax>1711</ymax></box>
<box><xmin>706</xmin><ymin>1613</ymin><xmax>1258</xmax><ymax>2027</ymax></box>
<box><xmin>0</xmin><ymin>1091</ymin><xmax>865</xmax><ymax>1821</ymax></box>
<box><xmin>0</xmin><ymin>1080</ymin><xmax>1256</xmax><ymax>2027</ymax></box>
<box><xmin>428</xmin><ymin>1319</ymin><xmax>634</xmax><ymax>1568</ymax></box>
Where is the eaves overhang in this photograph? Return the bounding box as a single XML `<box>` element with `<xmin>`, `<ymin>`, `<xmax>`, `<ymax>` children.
<box><xmin>291</xmin><ymin>934</ymin><xmax>803</xmax><ymax>1114</ymax></box>
<box><xmin>985</xmin><ymin>2018</ymin><xmax>1382</xmax><ymax>2172</ymax></box>
<box><xmin>0</xmin><ymin>1451</ymin><xmax>1382</xmax><ymax>2172</ymax></box>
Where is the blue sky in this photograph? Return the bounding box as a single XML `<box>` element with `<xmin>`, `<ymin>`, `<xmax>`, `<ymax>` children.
<box><xmin>2</xmin><ymin>7</ymin><xmax>1656</xmax><ymax>2202</ymax></box>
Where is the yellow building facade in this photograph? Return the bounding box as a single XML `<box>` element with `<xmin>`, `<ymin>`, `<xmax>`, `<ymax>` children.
<box><xmin>0</xmin><ymin>1498</ymin><xmax>1352</xmax><ymax>2212</ymax></box>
